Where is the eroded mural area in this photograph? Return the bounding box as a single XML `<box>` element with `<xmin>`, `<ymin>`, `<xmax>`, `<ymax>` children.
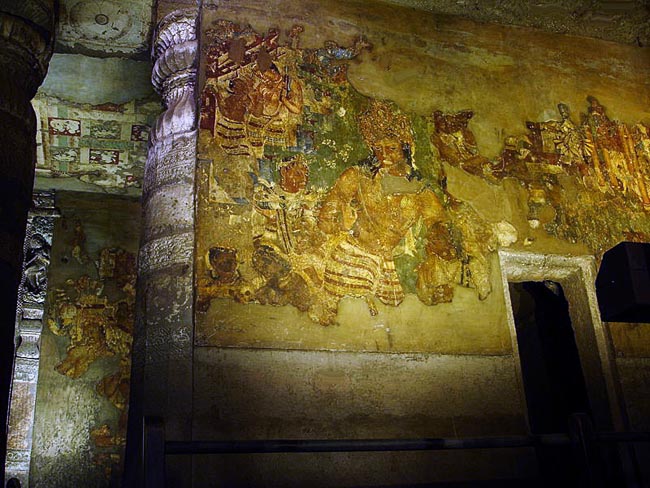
<box><xmin>31</xmin><ymin>193</ymin><xmax>140</xmax><ymax>487</ymax></box>
<box><xmin>46</xmin><ymin>241</ymin><xmax>135</xmax><ymax>479</ymax></box>
<box><xmin>432</xmin><ymin>99</ymin><xmax>650</xmax><ymax>250</ymax></box>
<box><xmin>197</xmin><ymin>21</ymin><xmax>498</xmax><ymax>333</ymax></box>
<box><xmin>33</xmin><ymin>94</ymin><xmax>159</xmax><ymax>192</ymax></box>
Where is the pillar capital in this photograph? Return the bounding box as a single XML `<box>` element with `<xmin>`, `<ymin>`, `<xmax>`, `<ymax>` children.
<box><xmin>151</xmin><ymin>8</ymin><xmax>199</xmax><ymax>140</ymax></box>
<box><xmin>153</xmin><ymin>8</ymin><xmax>198</xmax><ymax>61</ymax></box>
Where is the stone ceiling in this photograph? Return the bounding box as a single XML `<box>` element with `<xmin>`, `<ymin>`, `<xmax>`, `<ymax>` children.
<box><xmin>52</xmin><ymin>0</ymin><xmax>650</xmax><ymax>60</ymax></box>
<box><xmin>55</xmin><ymin>0</ymin><xmax>154</xmax><ymax>58</ymax></box>
<box><xmin>380</xmin><ymin>0</ymin><xmax>650</xmax><ymax>46</ymax></box>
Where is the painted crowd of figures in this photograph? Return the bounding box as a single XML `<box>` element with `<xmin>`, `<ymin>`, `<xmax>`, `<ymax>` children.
<box><xmin>432</xmin><ymin>98</ymin><xmax>650</xmax><ymax>208</ymax></box>
<box><xmin>198</xmin><ymin>20</ymin><xmax>650</xmax><ymax>325</ymax></box>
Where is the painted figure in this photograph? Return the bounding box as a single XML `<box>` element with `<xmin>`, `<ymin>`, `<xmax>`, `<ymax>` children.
<box><xmin>430</xmin><ymin>109</ymin><xmax>488</xmax><ymax>176</ymax></box>
<box><xmin>415</xmin><ymin>221</ymin><xmax>462</xmax><ymax>305</ymax></box>
<box><xmin>211</xmin><ymin>51</ymin><xmax>304</xmax><ymax>159</ymax></box>
<box><xmin>251</xmin><ymin>244</ymin><xmax>313</xmax><ymax>312</ymax></box>
<box><xmin>251</xmin><ymin>155</ymin><xmax>323</xmax><ymax>300</ymax></box>
<box><xmin>555</xmin><ymin>103</ymin><xmax>592</xmax><ymax>175</ymax></box>
<box><xmin>314</xmin><ymin>101</ymin><xmax>446</xmax><ymax>324</ymax></box>
<box><xmin>252</xmin><ymin>155</ymin><xmax>319</xmax><ymax>255</ymax></box>
<box><xmin>246</xmin><ymin>56</ymin><xmax>304</xmax><ymax>157</ymax></box>
<box><xmin>206</xmin><ymin>246</ymin><xmax>240</xmax><ymax>285</ymax></box>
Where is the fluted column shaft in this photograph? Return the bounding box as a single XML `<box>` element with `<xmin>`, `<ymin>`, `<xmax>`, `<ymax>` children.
<box><xmin>125</xmin><ymin>8</ymin><xmax>199</xmax><ymax>487</ymax></box>
<box><xmin>0</xmin><ymin>4</ymin><xmax>55</xmax><ymax>484</ymax></box>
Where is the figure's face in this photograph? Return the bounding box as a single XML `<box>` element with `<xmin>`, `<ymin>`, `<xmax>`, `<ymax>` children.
<box><xmin>279</xmin><ymin>162</ymin><xmax>308</xmax><ymax>193</ymax></box>
<box><xmin>253</xmin><ymin>247</ymin><xmax>288</xmax><ymax>278</ymax></box>
<box><xmin>261</xmin><ymin>68</ymin><xmax>282</xmax><ymax>83</ymax></box>
<box><xmin>373</xmin><ymin>138</ymin><xmax>410</xmax><ymax>176</ymax></box>
<box><xmin>209</xmin><ymin>248</ymin><xmax>238</xmax><ymax>280</ymax></box>
<box><xmin>373</xmin><ymin>138</ymin><xmax>405</xmax><ymax>167</ymax></box>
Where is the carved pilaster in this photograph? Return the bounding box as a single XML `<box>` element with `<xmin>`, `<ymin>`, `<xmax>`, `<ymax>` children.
<box><xmin>0</xmin><ymin>3</ymin><xmax>55</xmax><ymax>484</ymax></box>
<box><xmin>126</xmin><ymin>8</ymin><xmax>198</xmax><ymax>487</ymax></box>
<box><xmin>4</xmin><ymin>191</ymin><xmax>59</xmax><ymax>486</ymax></box>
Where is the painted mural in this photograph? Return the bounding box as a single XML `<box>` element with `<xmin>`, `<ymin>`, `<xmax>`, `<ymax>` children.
<box><xmin>432</xmin><ymin>100</ymin><xmax>650</xmax><ymax>250</ymax></box>
<box><xmin>197</xmin><ymin>21</ymin><xmax>499</xmax><ymax>333</ymax></box>
<box><xmin>197</xmin><ymin>20</ymin><xmax>650</xmax><ymax>348</ymax></box>
<box><xmin>31</xmin><ymin>193</ymin><xmax>140</xmax><ymax>487</ymax></box>
<box><xmin>33</xmin><ymin>94</ymin><xmax>159</xmax><ymax>192</ymax></box>
<box><xmin>46</xmin><ymin>237</ymin><xmax>135</xmax><ymax>480</ymax></box>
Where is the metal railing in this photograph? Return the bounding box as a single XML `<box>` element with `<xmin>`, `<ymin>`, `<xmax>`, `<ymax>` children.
<box><xmin>142</xmin><ymin>413</ymin><xmax>649</xmax><ymax>487</ymax></box>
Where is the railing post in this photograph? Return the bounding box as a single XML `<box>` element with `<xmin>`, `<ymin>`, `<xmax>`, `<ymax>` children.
<box><xmin>143</xmin><ymin>417</ymin><xmax>166</xmax><ymax>488</ymax></box>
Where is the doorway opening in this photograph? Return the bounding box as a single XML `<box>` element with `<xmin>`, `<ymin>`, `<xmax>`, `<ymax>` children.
<box><xmin>500</xmin><ymin>251</ymin><xmax>629</xmax><ymax>485</ymax></box>
<box><xmin>509</xmin><ymin>280</ymin><xmax>591</xmax><ymax>434</ymax></box>
<box><xmin>509</xmin><ymin>280</ymin><xmax>591</xmax><ymax>484</ymax></box>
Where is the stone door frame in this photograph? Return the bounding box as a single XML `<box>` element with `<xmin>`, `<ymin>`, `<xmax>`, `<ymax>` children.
<box><xmin>498</xmin><ymin>249</ymin><xmax>625</xmax><ymax>432</ymax></box>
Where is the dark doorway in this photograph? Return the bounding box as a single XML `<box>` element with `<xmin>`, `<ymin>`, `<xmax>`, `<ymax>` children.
<box><xmin>509</xmin><ymin>281</ymin><xmax>591</xmax><ymax>484</ymax></box>
<box><xmin>509</xmin><ymin>281</ymin><xmax>591</xmax><ymax>433</ymax></box>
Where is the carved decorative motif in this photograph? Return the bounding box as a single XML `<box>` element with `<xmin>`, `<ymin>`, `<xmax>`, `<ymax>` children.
<box><xmin>138</xmin><ymin>232</ymin><xmax>194</xmax><ymax>273</ymax></box>
<box><xmin>142</xmin><ymin>134</ymin><xmax>196</xmax><ymax>196</ymax></box>
<box><xmin>152</xmin><ymin>8</ymin><xmax>198</xmax><ymax>60</ymax></box>
<box><xmin>56</xmin><ymin>0</ymin><xmax>152</xmax><ymax>57</ymax></box>
<box><xmin>1</xmin><ymin>5</ymin><xmax>55</xmax><ymax>481</ymax></box>
<box><xmin>141</xmin><ymin>8</ymin><xmax>198</xmax><ymax>273</ymax></box>
<box><xmin>5</xmin><ymin>191</ymin><xmax>59</xmax><ymax>486</ymax></box>
<box><xmin>150</xmin><ymin>8</ymin><xmax>199</xmax><ymax>142</ymax></box>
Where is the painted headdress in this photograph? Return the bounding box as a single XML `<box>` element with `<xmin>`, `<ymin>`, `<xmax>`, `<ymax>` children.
<box><xmin>358</xmin><ymin>100</ymin><xmax>415</xmax><ymax>153</ymax></box>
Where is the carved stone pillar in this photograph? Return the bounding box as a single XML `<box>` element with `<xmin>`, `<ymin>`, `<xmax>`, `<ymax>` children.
<box><xmin>4</xmin><ymin>191</ymin><xmax>59</xmax><ymax>486</ymax></box>
<box><xmin>125</xmin><ymin>8</ymin><xmax>198</xmax><ymax>486</ymax></box>
<box><xmin>0</xmin><ymin>3</ymin><xmax>55</xmax><ymax>483</ymax></box>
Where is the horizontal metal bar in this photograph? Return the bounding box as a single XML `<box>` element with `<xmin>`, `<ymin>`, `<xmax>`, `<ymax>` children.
<box><xmin>597</xmin><ymin>432</ymin><xmax>650</xmax><ymax>443</ymax></box>
<box><xmin>165</xmin><ymin>434</ymin><xmax>572</xmax><ymax>455</ymax></box>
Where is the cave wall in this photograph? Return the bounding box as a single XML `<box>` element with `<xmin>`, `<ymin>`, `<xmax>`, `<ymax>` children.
<box><xmin>189</xmin><ymin>0</ymin><xmax>650</xmax><ymax>484</ymax></box>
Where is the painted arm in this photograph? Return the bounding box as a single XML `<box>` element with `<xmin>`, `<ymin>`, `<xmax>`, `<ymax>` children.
<box><xmin>317</xmin><ymin>167</ymin><xmax>360</xmax><ymax>235</ymax></box>
<box><xmin>419</xmin><ymin>188</ymin><xmax>446</xmax><ymax>228</ymax></box>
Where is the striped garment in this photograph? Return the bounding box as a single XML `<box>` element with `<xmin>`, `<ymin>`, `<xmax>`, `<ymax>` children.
<box><xmin>214</xmin><ymin>113</ymin><xmax>251</xmax><ymax>156</ymax></box>
<box><xmin>323</xmin><ymin>238</ymin><xmax>404</xmax><ymax>307</ymax></box>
